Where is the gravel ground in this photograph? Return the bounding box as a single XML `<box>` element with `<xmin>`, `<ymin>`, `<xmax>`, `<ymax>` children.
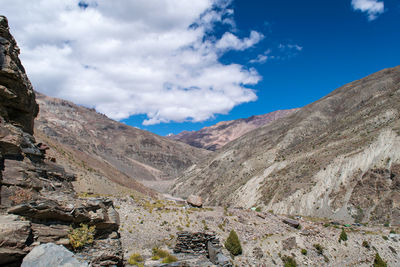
<box><xmin>113</xmin><ymin>195</ymin><xmax>400</xmax><ymax>266</ymax></box>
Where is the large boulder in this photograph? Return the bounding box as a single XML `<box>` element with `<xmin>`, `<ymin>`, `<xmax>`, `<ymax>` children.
<box><xmin>186</xmin><ymin>195</ymin><xmax>203</xmax><ymax>208</ymax></box>
<box><xmin>21</xmin><ymin>243</ymin><xmax>88</xmax><ymax>267</ymax></box>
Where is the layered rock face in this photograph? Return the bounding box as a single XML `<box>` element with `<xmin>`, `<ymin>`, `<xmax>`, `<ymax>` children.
<box><xmin>0</xmin><ymin>16</ymin><xmax>122</xmax><ymax>266</ymax></box>
<box><xmin>172</xmin><ymin>66</ymin><xmax>400</xmax><ymax>225</ymax></box>
<box><xmin>0</xmin><ymin>16</ymin><xmax>37</xmax><ymax>136</ymax></box>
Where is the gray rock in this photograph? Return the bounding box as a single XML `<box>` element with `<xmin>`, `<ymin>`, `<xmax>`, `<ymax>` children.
<box><xmin>216</xmin><ymin>253</ymin><xmax>231</xmax><ymax>267</ymax></box>
<box><xmin>0</xmin><ymin>214</ymin><xmax>31</xmax><ymax>265</ymax></box>
<box><xmin>282</xmin><ymin>237</ymin><xmax>297</xmax><ymax>250</ymax></box>
<box><xmin>282</xmin><ymin>218</ymin><xmax>300</xmax><ymax>228</ymax></box>
<box><xmin>21</xmin><ymin>243</ymin><xmax>88</xmax><ymax>267</ymax></box>
<box><xmin>208</xmin><ymin>241</ymin><xmax>220</xmax><ymax>264</ymax></box>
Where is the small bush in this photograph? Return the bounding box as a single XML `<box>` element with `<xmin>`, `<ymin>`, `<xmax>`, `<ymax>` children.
<box><xmin>255</xmin><ymin>207</ymin><xmax>262</xmax><ymax>212</ymax></box>
<box><xmin>9</xmin><ymin>188</ymin><xmax>33</xmax><ymax>204</ymax></box>
<box><xmin>362</xmin><ymin>240</ymin><xmax>370</xmax><ymax>249</ymax></box>
<box><xmin>281</xmin><ymin>255</ymin><xmax>297</xmax><ymax>267</ymax></box>
<box><xmin>339</xmin><ymin>228</ymin><xmax>348</xmax><ymax>242</ymax></box>
<box><xmin>373</xmin><ymin>253</ymin><xmax>387</xmax><ymax>267</ymax></box>
<box><xmin>68</xmin><ymin>224</ymin><xmax>95</xmax><ymax>250</ymax></box>
<box><xmin>225</xmin><ymin>230</ymin><xmax>242</xmax><ymax>256</ymax></box>
<box><xmin>382</xmin><ymin>235</ymin><xmax>388</xmax><ymax>241</ymax></box>
<box><xmin>313</xmin><ymin>244</ymin><xmax>323</xmax><ymax>255</ymax></box>
<box><xmin>128</xmin><ymin>253</ymin><xmax>144</xmax><ymax>266</ymax></box>
<box><xmin>301</xmin><ymin>249</ymin><xmax>307</xmax><ymax>255</ymax></box>
<box><xmin>161</xmin><ymin>254</ymin><xmax>178</xmax><ymax>263</ymax></box>
<box><xmin>152</xmin><ymin>247</ymin><xmax>169</xmax><ymax>259</ymax></box>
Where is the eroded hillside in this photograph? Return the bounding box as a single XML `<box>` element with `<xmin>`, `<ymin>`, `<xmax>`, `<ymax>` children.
<box><xmin>35</xmin><ymin>93</ymin><xmax>210</xmax><ymax>193</ymax></box>
<box><xmin>172</xmin><ymin>66</ymin><xmax>400</xmax><ymax>225</ymax></box>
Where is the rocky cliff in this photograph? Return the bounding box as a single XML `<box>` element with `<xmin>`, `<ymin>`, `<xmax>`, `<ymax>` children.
<box><xmin>172</xmin><ymin>66</ymin><xmax>400</xmax><ymax>225</ymax></box>
<box><xmin>34</xmin><ymin>93</ymin><xmax>210</xmax><ymax>194</ymax></box>
<box><xmin>169</xmin><ymin>109</ymin><xmax>298</xmax><ymax>151</ymax></box>
<box><xmin>0</xmin><ymin>16</ymin><xmax>123</xmax><ymax>266</ymax></box>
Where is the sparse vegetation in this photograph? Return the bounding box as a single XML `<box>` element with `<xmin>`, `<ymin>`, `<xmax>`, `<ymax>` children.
<box><xmin>225</xmin><ymin>230</ymin><xmax>242</xmax><ymax>256</ymax></box>
<box><xmin>339</xmin><ymin>228</ymin><xmax>348</xmax><ymax>242</ymax></box>
<box><xmin>161</xmin><ymin>254</ymin><xmax>178</xmax><ymax>263</ymax></box>
<box><xmin>68</xmin><ymin>224</ymin><xmax>95</xmax><ymax>250</ymax></box>
<box><xmin>152</xmin><ymin>247</ymin><xmax>169</xmax><ymax>259</ymax></box>
<box><xmin>362</xmin><ymin>240</ymin><xmax>370</xmax><ymax>249</ymax></box>
<box><xmin>281</xmin><ymin>255</ymin><xmax>297</xmax><ymax>267</ymax></box>
<box><xmin>9</xmin><ymin>188</ymin><xmax>33</xmax><ymax>204</ymax></box>
<box><xmin>313</xmin><ymin>243</ymin><xmax>323</xmax><ymax>255</ymax></box>
<box><xmin>301</xmin><ymin>249</ymin><xmax>307</xmax><ymax>255</ymax></box>
<box><xmin>373</xmin><ymin>253</ymin><xmax>387</xmax><ymax>267</ymax></box>
<box><xmin>128</xmin><ymin>253</ymin><xmax>144</xmax><ymax>266</ymax></box>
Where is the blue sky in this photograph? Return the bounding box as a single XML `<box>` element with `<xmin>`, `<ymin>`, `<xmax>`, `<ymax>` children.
<box><xmin>125</xmin><ymin>0</ymin><xmax>400</xmax><ymax>135</ymax></box>
<box><xmin>2</xmin><ymin>0</ymin><xmax>399</xmax><ymax>136</ymax></box>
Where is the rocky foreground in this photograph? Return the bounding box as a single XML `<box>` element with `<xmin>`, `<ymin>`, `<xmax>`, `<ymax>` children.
<box><xmin>114</xmin><ymin>195</ymin><xmax>400</xmax><ymax>266</ymax></box>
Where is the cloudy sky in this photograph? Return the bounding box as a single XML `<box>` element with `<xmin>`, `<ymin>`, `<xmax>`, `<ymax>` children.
<box><xmin>1</xmin><ymin>0</ymin><xmax>399</xmax><ymax>135</ymax></box>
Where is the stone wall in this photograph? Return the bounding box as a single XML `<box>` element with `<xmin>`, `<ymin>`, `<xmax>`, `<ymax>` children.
<box><xmin>173</xmin><ymin>231</ymin><xmax>220</xmax><ymax>255</ymax></box>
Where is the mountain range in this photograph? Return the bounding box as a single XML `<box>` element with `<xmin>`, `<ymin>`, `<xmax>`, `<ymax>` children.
<box><xmin>168</xmin><ymin>109</ymin><xmax>298</xmax><ymax>151</ymax></box>
<box><xmin>172</xmin><ymin>66</ymin><xmax>400</xmax><ymax>224</ymax></box>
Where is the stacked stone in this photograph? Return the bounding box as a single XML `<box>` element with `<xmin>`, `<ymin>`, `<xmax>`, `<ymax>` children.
<box><xmin>174</xmin><ymin>231</ymin><xmax>220</xmax><ymax>255</ymax></box>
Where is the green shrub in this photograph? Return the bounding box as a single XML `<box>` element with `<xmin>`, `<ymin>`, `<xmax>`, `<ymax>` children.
<box><xmin>373</xmin><ymin>253</ymin><xmax>387</xmax><ymax>267</ymax></box>
<box><xmin>161</xmin><ymin>254</ymin><xmax>178</xmax><ymax>263</ymax></box>
<box><xmin>225</xmin><ymin>230</ymin><xmax>242</xmax><ymax>256</ymax></box>
<box><xmin>313</xmin><ymin>244</ymin><xmax>323</xmax><ymax>255</ymax></box>
<box><xmin>301</xmin><ymin>249</ymin><xmax>307</xmax><ymax>255</ymax></box>
<box><xmin>382</xmin><ymin>235</ymin><xmax>388</xmax><ymax>241</ymax></box>
<box><xmin>339</xmin><ymin>228</ymin><xmax>348</xmax><ymax>242</ymax></box>
<box><xmin>281</xmin><ymin>255</ymin><xmax>297</xmax><ymax>267</ymax></box>
<box><xmin>152</xmin><ymin>247</ymin><xmax>169</xmax><ymax>259</ymax></box>
<box><xmin>255</xmin><ymin>207</ymin><xmax>262</xmax><ymax>212</ymax></box>
<box><xmin>128</xmin><ymin>253</ymin><xmax>144</xmax><ymax>266</ymax></box>
<box><xmin>362</xmin><ymin>240</ymin><xmax>370</xmax><ymax>249</ymax></box>
<box><xmin>68</xmin><ymin>224</ymin><xmax>95</xmax><ymax>250</ymax></box>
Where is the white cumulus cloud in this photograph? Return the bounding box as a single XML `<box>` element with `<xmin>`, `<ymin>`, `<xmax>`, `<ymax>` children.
<box><xmin>351</xmin><ymin>0</ymin><xmax>385</xmax><ymax>21</ymax></box>
<box><xmin>1</xmin><ymin>0</ymin><xmax>263</xmax><ymax>125</ymax></box>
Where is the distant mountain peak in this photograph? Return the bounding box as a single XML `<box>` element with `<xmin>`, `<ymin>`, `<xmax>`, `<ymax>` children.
<box><xmin>168</xmin><ymin>109</ymin><xmax>299</xmax><ymax>151</ymax></box>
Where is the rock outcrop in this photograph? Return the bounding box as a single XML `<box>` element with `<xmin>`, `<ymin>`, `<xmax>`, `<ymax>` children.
<box><xmin>0</xmin><ymin>15</ymin><xmax>123</xmax><ymax>266</ymax></box>
<box><xmin>0</xmin><ymin>16</ymin><xmax>38</xmax><ymax>136</ymax></box>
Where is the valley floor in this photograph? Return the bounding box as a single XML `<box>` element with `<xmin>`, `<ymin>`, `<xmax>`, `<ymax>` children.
<box><xmin>111</xmin><ymin>195</ymin><xmax>400</xmax><ymax>266</ymax></box>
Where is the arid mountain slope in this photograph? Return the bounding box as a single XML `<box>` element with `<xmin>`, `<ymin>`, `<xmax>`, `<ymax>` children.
<box><xmin>172</xmin><ymin>66</ymin><xmax>400</xmax><ymax>225</ymax></box>
<box><xmin>34</xmin><ymin>93</ymin><xmax>210</xmax><ymax>193</ymax></box>
<box><xmin>169</xmin><ymin>109</ymin><xmax>298</xmax><ymax>151</ymax></box>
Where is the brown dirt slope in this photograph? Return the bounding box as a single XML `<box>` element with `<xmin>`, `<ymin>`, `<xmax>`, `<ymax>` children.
<box><xmin>34</xmin><ymin>93</ymin><xmax>210</xmax><ymax>194</ymax></box>
<box><xmin>172</xmin><ymin>65</ymin><xmax>400</xmax><ymax>225</ymax></box>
